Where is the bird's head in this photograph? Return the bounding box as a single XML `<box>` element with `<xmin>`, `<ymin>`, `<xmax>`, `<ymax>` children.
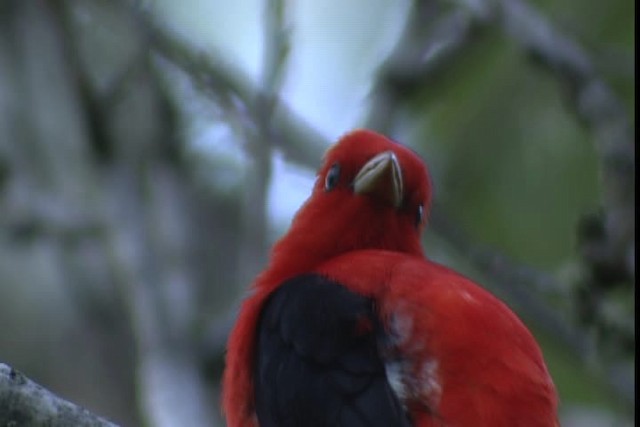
<box><xmin>310</xmin><ymin>129</ymin><xmax>431</xmax><ymax>239</ymax></box>
<box><xmin>266</xmin><ymin>129</ymin><xmax>432</xmax><ymax>282</ymax></box>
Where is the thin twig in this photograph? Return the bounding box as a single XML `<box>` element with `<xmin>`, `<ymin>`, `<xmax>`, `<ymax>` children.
<box><xmin>258</xmin><ymin>0</ymin><xmax>291</xmax><ymax>123</ymax></box>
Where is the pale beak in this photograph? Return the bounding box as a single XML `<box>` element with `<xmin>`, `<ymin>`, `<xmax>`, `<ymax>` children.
<box><xmin>353</xmin><ymin>151</ymin><xmax>403</xmax><ymax>208</ymax></box>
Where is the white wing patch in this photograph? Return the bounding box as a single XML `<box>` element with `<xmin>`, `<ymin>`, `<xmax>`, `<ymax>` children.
<box><xmin>383</xmin><ymin>307</ymin><xmax>442</xmax><ymax>411</ymax></box>
<box><xmin>417</xmin><ymin>359</ymin><xmax>442</xmax><ymax>402</ymax></box>
<box><xmin>385</xmin><ymin>360</ymin><xmax>409</xmax><ymax>402</ymax></box>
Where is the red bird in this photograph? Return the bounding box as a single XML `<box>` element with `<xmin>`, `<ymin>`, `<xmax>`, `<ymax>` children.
<box><xmin>223</xmin><ymin>130</ymin><xmax>559</xmax><ymax>426</ymax></box>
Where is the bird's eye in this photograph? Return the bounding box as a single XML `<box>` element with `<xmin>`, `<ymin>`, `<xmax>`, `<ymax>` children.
<box><xmin>325</xmin><ymin>163</ymin><xmax>341</xmax><ymax>191</ymax></box>
<box><xmin>415</xmin><ymin>204</ymin><xmax>424</xmax><ymax>227</ymax></box>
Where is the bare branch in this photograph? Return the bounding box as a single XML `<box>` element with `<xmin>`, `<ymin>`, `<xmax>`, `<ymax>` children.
<box><xmin>479</xmin><ymin>0</ymin><xmax>634</xmax><ymax>281</ymax></box>
<box><xmin>138</xmin><ymin>8</ymin><xmax>327</xmax><ymax>167</ymax></box>
<box><xmin>104</xmin><ymin>162</ymin><xmax>220</xmax><ymax>427</ymax></box>
<box><xmin>258</xmin><ymin>0</ymin><xmax>291</xmax><ymax>121</ymax></box>
<box><xmin>236</xmin><ymin>0</ymin><xmax>293</xmax><ymax>285</ymax></box>
<box><xmin>0</xmin><ymin>363</ymin><xmax>118</xmax><ymax>427</ymax></box>
<box><xmin>367</xmin><ymin>3</ymin><xmax>480</xmax><ymax>134</ymax></box>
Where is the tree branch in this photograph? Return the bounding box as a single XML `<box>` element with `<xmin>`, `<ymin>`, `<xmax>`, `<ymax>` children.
<box><xmin>0</xmin><ymin>363</ymin><xmax>118</xmax><ymax>427</ymax></box>
<box><xmin>236</xmin><ymin>0</ymin><xmax>292</xmax><ymax>285</ymax></box>
<box><xmin>138</xmin><ymin>8</ymin><xmax>327</xmax><ymax>168</ymax></box>
<box><xmin>483</xmin><ymin>0</ymin><xmax>635</xmax><ymax>281</ymax></box>
<box><xmin>367</xmin><ymin>2</ymin><xmax>481</xmax><ymax>134</ymax></box>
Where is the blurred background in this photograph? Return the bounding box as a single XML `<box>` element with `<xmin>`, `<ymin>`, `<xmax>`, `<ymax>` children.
<box><xmin>0</xmin><ymin>0</ymin><xmax>634</xmax><ymax>426</ymax></box>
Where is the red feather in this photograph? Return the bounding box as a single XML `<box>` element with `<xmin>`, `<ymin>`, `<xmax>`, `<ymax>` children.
<box><xmin>222</xmin><ymin>129</ymin><xmax>559</xmax><ymax>426</ymax></box>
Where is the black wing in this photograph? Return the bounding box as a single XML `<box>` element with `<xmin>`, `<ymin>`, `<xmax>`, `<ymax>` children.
<box><xmin>254</xmin><ymin>274</ymin><xmax>411</xmax><ymax>427</ymax></box>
